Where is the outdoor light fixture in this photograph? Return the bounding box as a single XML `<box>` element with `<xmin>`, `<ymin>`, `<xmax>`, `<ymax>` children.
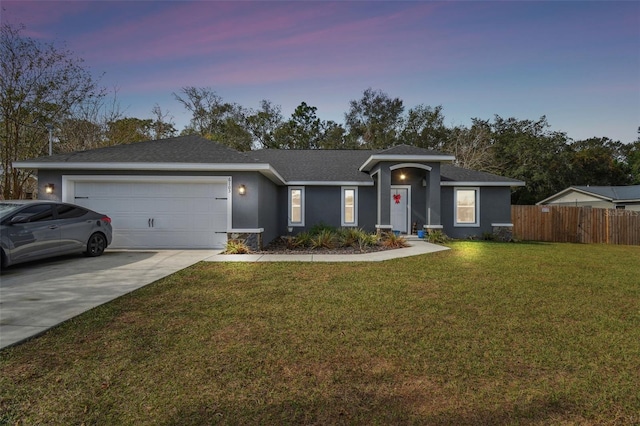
<box><xmin>238</xmin><ymin>184</ymin><xmax>246</xmax><ymax>195</ymax></box>
<box><xmin>400</xmin><ymin>173</ymin><xmax>406</xmax><ymax>180</ymax></box>
<box><xmin>45</xmin><ymin>183</ymin><xmax>54</xmax><ymax>194</ymax></box>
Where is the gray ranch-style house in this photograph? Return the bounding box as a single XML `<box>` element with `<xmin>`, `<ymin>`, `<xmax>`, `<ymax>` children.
<box><xmin>15</xmin><ymin>135</ymin><xmax>525</xmax><ymax>250</ymax></box>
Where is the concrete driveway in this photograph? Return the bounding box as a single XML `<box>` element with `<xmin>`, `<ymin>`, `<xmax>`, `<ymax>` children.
<box><xmin>0</xmin><ymin>250</ymin><xmax>218</xmax><ymax>349</ymax></box>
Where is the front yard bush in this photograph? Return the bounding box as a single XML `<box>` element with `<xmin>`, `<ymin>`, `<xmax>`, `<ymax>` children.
<box><xmin>223</xmin><ymin>239</ymin><xmax>252</xmax><ymax>254</ymax></box>
<box><xmin>279</xmin><ymin>227</ymin><xmax>381</xmax><ymax>252</ymax></box>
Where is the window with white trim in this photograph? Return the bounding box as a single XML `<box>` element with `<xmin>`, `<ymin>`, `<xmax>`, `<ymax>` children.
<box><xmin>341</xmin><ymin>187</ymin><xmax>358</xmax><ymax>227</ymax></box>
<box><xmin>288</xmin><ymin>187</ymin><xmax>305</xmax><ymax>227</ymax></box>
<box><xmin>455</xmin><ymin>187</ymin><xmax>479</xmax><ymax>226</ymax></box>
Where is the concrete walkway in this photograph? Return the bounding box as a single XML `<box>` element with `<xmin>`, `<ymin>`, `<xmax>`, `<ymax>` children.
<box><xmin>207</xmin><ymin>240</ymin><xmax>449</xmax><ymax>262</ymax></box>
<box><xmin>0</xmin><ymin>241</ymin><xmax>447</xmax><ymax>350</ymax></box>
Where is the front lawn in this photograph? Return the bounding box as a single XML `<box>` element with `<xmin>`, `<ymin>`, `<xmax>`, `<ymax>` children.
<box><xmin>1</xmin><ymin>242</ymin><xmax>639</xmax><ymax>425</ymax></box>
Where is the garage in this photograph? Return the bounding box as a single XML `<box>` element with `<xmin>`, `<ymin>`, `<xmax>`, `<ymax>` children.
<box><xmin>63</xmin><ymin>176</ymin><xmax>230</xmax><ymax>249</ymax></box>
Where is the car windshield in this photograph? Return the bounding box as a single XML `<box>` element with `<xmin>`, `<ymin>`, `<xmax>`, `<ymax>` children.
<box><xmin>0</xmin><ymin>202</ymin><xmax>26</xmax><ymax>219</ymax></box>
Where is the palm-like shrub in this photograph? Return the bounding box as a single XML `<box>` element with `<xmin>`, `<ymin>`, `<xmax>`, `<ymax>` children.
<box><xmin>338</xmin><ymin>227</ymin><xmax>361</xmax><ymax>248</ymax></box>
<box><xmin>223</xmin><ymin>239</ymin><xmax>252</xmax><ymax>254</ymax></box>
<box><xmin>358</xmin><ymin>232</ymin><xmax>379</xmax><ymax>251</ymax></box>
<box><xmin>426</xmin><ymin>230</ymin><xmax>449</xmax><ymax>244</ymax></box>
<box><xmin>311</xmin><ymin>229</ymin><xmax>336</xmax><ymax>249</ymax></box>
<box><xmin>293</xmin><ymin>231</ymin><xmax>312</xmax><ymax>248</ymax></box>
<box><xmin>380</xmin><ymin>232</ymin><xmax>409</xmax><ymax>248</ymax></box>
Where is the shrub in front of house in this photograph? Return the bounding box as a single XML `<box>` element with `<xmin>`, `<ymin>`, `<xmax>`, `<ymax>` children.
<box><xmin>223</xmin><ymin>239</ymin><xmax>252</xmax><ymax>254</ymax></box>
<box><xmin>380</xmin><ymin>232</ymin><xmax>409</xmax><ymax>248</ymax></box>
<box><xmin>427</xmin><ymin>230</ymin><xmax>450</xmax><ymax>244</ymax></box>
<box><xmin>276</xmin><ymin>227</ymin><xmax>381</xmax><ymax>252</ymax></box>
<box><xmin>311</xmin><ymin>229</ymin><xmax>336</xmax><ymax>249</ymax></box>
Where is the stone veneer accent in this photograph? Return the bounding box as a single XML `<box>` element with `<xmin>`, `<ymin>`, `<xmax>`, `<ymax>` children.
<box><xmin>491</xmin><ymin>224</ymin><xmax>513</xmax><ymax>242</ymax></box>
<box><xmin>227</xmin><ymin>232</ymin><xmax>263</xmax><ymax>251</ymax></box>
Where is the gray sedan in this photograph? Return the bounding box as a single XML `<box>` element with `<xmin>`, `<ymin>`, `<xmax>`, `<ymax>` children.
<box><xmin>0</xmin><ymin>200</ymin><xmax>113</xmax><ymax>268</ymax></box>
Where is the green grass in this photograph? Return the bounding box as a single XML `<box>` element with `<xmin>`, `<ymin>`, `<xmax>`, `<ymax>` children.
<box><xmin>1</xmin><ymin>242</ymin><xmax>639</xmax><ymax>425</ymax></box>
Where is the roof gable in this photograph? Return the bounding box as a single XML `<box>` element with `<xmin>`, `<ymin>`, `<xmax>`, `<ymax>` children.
<box><xmin>359</xmin><ymin>145</ymin><xmax>456</xmax><ymax>172</ymax></box>
<box><xmin>377</xmin><ymin>144</ymin><xmax>447</xmax><ymax>156</ymax></box>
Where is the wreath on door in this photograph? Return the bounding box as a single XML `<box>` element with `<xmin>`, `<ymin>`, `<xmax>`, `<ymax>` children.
<box><xmin>393</xmin><ymin>193</ymin><xmax>402</xmax><ymax>204</ymax></box>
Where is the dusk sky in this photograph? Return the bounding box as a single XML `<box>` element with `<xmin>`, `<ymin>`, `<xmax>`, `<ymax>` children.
<box><xmin>2</xmin><ymin>1</ymin><xmax>639</xmax><ymax>143</ymax></box>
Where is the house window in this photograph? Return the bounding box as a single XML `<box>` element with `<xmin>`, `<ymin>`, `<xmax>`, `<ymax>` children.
<box><xmin>288</xmin><ymin>187</ymin><xmax>305</xmax><ymax>227</ymax></box>
<box><xmin>341</xmin><ymin>187</ymin><xmax>358</xmax><ymax>227</ymax></box>
<box><xmin>455</xmin><ymin>187</ymin><xmax>479</xmax><ymax>226</ymax></box>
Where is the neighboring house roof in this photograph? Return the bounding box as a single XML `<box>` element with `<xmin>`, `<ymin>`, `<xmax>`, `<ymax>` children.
<box><xmin>538</xmin><ymin>185</ymin><xmax>640</xmax><ymax>205</ymax></box>
<box><xmin>14</xmin><ymin>136</ymin><xmax>524</xmax><ymax>187</ymax></box>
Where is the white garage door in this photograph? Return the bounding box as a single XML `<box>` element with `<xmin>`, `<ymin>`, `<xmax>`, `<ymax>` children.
<box><xmin>72</xmin><ymin>180</ymin><xmax>229</xmax><ymax>249</ymax></box>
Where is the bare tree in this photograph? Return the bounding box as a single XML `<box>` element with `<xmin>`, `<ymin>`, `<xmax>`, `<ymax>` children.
<box><xmin>245</xmin><ymin>100</ymin><xmax>282</xmax><ymax>149</ymax></box>
<box><xmin>173</xmin><ymin>87</ymin><xmax>252</xmax><ymax>151</ymax></box>
<box><xmin>150</xmin><ymin>103</ymin><xmax>176</xmax><ymax>140</ymax></box>
<box><xmin>1</xmin><ymin>22</ymin><xmax>103</xmax><ymax>198</ymax></box>
<box><xmin>57</xmin><ymin>88</ymin><xmax>123</xmax><ymax>152</ymax></box>
<box><xmin>445</xmin><ymin>120</ymin><xmax>497</xmax><ymax>172</ymax></box>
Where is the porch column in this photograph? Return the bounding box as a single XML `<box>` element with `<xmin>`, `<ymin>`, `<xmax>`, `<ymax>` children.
<box><xmin>425</xmin><ymin>164</ymin><xmax>442</xmax><ymax>230</ymax></box>
<box><xmin>375</xmin><ymin>164</ymin><xmax>392</xmax><ymax>234</ymax></box>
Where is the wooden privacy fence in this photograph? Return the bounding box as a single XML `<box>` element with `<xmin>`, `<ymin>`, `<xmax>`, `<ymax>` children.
<box><xmin>511</xmin><ymin>205</ymin><xmax>640</xmax><ymax>245</ymax></box>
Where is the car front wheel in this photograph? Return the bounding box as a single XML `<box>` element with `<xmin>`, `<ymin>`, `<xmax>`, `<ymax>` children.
<box><xmin>85</xmin><ymin>233</ymin><xmax>107</xmax><ymax>257</ymax></box>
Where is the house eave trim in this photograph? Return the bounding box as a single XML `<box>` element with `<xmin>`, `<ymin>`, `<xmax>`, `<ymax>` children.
<box><xmin>15</xmin><ymin>161</ymin><xmax>267</xmax><ymax>171</ymax></box>
<box><xmin>14</xmin><ymin>161</ymin><xmax>286</xmax><ymax>184</ymax></box>
<box><xmin>286</xmin><ymin>181</ymin><xmax>374</xmax><ymax>186</ymax></box>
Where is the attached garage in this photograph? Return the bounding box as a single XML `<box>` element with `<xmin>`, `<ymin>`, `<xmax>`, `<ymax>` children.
<box><xmin>62</xmin><ymin>176</ymin><xmax>231</xmax><ymax>249</ymax></box>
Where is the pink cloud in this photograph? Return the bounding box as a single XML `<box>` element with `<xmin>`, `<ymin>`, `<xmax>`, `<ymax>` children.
<box><xmin>68</xmin><ymin>2</ymin><xmax>440</xmax><ymax>66</ymax></box>
<box><xmin>1</xmin><ymin>1</ymin><xmax>92</xmax><ymax>38</ymax></box>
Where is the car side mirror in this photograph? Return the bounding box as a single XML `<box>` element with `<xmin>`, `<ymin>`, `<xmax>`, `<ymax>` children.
<box><xmin>10</xmin><ymin>215</ymin><xmax>30</xmax><ymax>224</ymax></box>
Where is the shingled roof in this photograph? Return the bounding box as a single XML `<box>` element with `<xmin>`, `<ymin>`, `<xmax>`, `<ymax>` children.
<box><xmin>15</xmin><ymin>136</ymin><xmax>524</xmax><ymax>186</ymax></box>
<box><xmin>569</xmin><ymin>185</ymin><xmax>640</xmax><ymax>202</ymax></box>
<box><xmin>252</xmin><ymin>149</ymin><xmax>372</xmax><ymax>183</ymax></box>
<box><xmin>377</xmin><ymin>144</ymin><xmax>447</xmax><ymax>156</ymax></box>
<box><xmin>440</xmin><ymin>164</ymin><xmax>525</xmax><ymax>185</ymax></box>
<box><xmin>21</xmin><ymin>135</ymin><xmax>259</xmax><ymax>164</ymax></box>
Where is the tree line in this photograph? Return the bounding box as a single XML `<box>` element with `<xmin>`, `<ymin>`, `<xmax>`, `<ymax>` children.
<box><xmin>2</xmin><ymin>22</ymin><xmax>639</xmax><ymax>203</ymax></box>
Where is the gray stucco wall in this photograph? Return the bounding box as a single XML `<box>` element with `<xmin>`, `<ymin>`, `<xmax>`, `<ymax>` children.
<box><xmin>35</xmin><ymin>170</ymin><xmax>63</xmax><ymax>202</ymax></box>
<box><xmin>279</xmin><ymin>185</ymin><xmax>378</xmax><ymax>235</ymax></box>
<box><xmin>358</xmin><ymin>186</ymin><xmax>377</xmax><ymax>232</ymax></box>
<box><xmin>441</xmin><ymin>186</ymin><xmax>513</xmax><ymax>239</ymax></box>
<box><xmin>258</xmin><ymin>175</ymin><xmax>279</xmax><ymax>245</ymax></box>
<box><xmin>231</xmin><ymin>172</ymin><xmax>263</xmax><ymax>229</ymax></box>
<box><xmin>306</xmin><ymin>186</ymin><xmax>341</xmax><ymax>228</ymax></box>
